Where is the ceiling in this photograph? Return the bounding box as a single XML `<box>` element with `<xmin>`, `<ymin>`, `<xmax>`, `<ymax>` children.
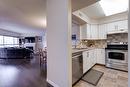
<box><xmin>72</xmin><ymin>0</ymin><xmax>98</xmax><ymax>11</ymax></box>
<box><xmin>0</xmin><ymin>0</ymin><xmax>46</xmax><ymax>34</ymax></box>
<box><xmin>80</xmin><ymin>2</ymin><xmax>105</xmax><ymax>19</ymax></box>
<box><xmin>80</xmin><ymin>1</ymin><xmax>128</xmax><ymax>20</ymax></box>
<box><xmin>0</xmin><ymin>0</ymin><xmax>99</xmax><ymax>34</ymax></box>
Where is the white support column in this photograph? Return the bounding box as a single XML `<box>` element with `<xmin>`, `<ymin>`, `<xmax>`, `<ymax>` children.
<box><xmin>47</xmin><ymin>0</ymin><xmax>72</xmax><ymax>87</ymax></box>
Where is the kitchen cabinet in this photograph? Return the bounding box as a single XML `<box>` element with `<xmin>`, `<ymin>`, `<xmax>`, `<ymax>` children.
<box><xmin>83</xmin><ymin>51</ymin><xmax>90</xmax><ymax>73</ymax></box>
<box><xmin>117</xmin><ymin>20</ymin><xmax>128</xmax><ymax>31</ymax></box>
<box><xmin>107</xmin><ymin>22</ymin><xmax>117</xmax><ymax>32</ymax></box>
<box><xmin>98</xmin><ymin>24</ymin><xmax>107</xmax><ymax>39</ymax></box>
<box><xmin>107</xmin><ymin>20</ymin><xmax>128</xmax><ymax>33</ymax></box>
<box><xmin>83</xmin><ymin>49</ymin><xmax>97</xmax><ymax>73</ymax></box>
<box><xmin>83</xmin><ymin>49</ymin><xmax>105</xmax><ymax>73</ymax></box>
<box><xmin>80</xmin><ymin>24</ymin><xmax>98</xmax><ymax>40</ymax></box>
<box><xmin>86</xmin><ymin>24</ymin><xmax>91</xmax><ymax>39</ymax></box>
<box><xmin>96</xmin><ymin>49</ymin><xmax>105</xmax><ymax>65</ymax></box>
<box><xmin>80</xmin><ymin>20</ymin><xmax>128</xmax><ymax>40</ymax></box>
<box><xmin>90</xmin><ymin>24</ymin><xmax>98</xmax><ymax>39</ymax></box>
<box><xmin>80</xmin><ymin>24</ymin><xmax>87</xmax><ymax>39</ymax></box>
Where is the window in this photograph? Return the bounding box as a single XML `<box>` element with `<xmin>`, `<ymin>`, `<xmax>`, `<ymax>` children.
<box><xmin>4</xmin><ymin>36</ymin><xmax>14</xmax><ymax>45</ymax></box>
<box><xmin>0</xmin><ymin>36</ymin><xmax>3</xmax><ymax>45</ymax></box>
<box><xmin>13</xmin><ymin>38</ymin><xmax>19</xmax><ymax>44</ymax></box>
<box><xmin>0</xmin><ymin>35</ymin><xmax>19</xmax><ymax>48</ymax></box>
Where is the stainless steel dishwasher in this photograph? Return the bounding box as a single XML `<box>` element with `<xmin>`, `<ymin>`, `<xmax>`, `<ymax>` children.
<box><xmin>72</xmin><ymin>51</ymin><xmax>83</xmax><ymax>85</ymax></box>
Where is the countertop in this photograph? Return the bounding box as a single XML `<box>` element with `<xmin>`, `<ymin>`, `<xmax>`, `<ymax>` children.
<box><xmin>72</xmin><ymin>47</ymin><xmax>105</xmax><ymax>53</ymax></box>
<box><xmin>72</xmin><ymin>48</ymin><xmax>92</xmax><ymax>53</ymax></box>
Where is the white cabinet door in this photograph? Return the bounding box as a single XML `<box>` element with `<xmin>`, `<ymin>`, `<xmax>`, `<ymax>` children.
<box><xmin>83</xmin><ymin>49</ymin><xmax>97</xmax><ymax>73</ymax></box>
<box><xmin>98</xmin><ymin>24</ymin><xmax>107</xmax><ymax>39</ymax></box>
<box><xmin>80</xmin><ymin>24</ymin><xmax>91</xmax><ymax>39</ymax></box>
<box><xmin>107</xmin><ymin>20</ymin><xmax>128</xmax><ymax>33</ymax></box>
<box><xmin>89</xmin><ymin>50</ymin><xmax>93</xmax><ymax>67</ymax></box>
<box><xmin>90</xmin><ymin>24</ymin><xmax>98</xmax><ymax>39</ymax></box>
<box><xmin>123</xmin><ymin>20</ymin><xmax>128</xmax><ymax>30</ymax></box>
<box><xmin>117</xmin><ymin>20</ymin><xmax>128</xmax><ymax>30</ymax></box>
<box><xmin>83</xmin><ymin>51</ymin><xmax>91</xmax><ymax>73</ymax></box>
<box><xmin>80</xmin><ymin>24</ymin><xmax>99</xmax><ymax>40</ymax></box>
<box><xmin>91</xmin><ymin>49</ymin><xmax>97</xmax><ymax>66</ymax></box>
<box><xmin>107</xmin><ymin>22</ymin><xmax>117</xmax><ymax>32</ymax></box>
<box><xmin>80</xmin><ymin>24</ymin><xmax>87</xmax><ymax>39</ymax></box>
<box><xmin>86</xmin><ymin>24</ymin><xmax>91</xmax><ymax>39</ymax></box>
<box><xmin>83</xmin><ymin>51</ymin><xmax>87</xmax><ymax>73</ymax></box>
<box><xmin>96</xmin><ymin>49</ymin><xmax>105</xmax><ymax>65</ymax></box>
<box><xmin>93</xmin><ymin>49</ymin><xmax>97</xmax><ymax>64</ymax></box>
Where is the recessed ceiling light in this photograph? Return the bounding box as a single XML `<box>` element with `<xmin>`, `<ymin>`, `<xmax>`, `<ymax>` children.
<box><xmin>99</xmin><ymin>0</ymin><xmax>128</xmax><ymax>16</ymax></box>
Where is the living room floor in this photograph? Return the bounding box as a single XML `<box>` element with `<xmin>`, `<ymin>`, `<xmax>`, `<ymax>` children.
<box><xmin>0</xmin><ymin>57</ymin><xmax>51</xmax><ymax>87</ymax></box>
<box><xmin>74</xmin><ymin>65</ymin><xmax>128</xmax><ymax>87</ymax></box>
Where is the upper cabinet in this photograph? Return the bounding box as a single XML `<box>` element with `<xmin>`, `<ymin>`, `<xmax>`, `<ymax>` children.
<box><xmin>107</xmin><ymin>20</ymin><xmax>128</xmax><ymax>33</ymax></box>
<box><xmin>98</xmin><ymin>24</ymin><xmax>107</xmax><ymax>39</ymax></box>
<box><xmin>80</xmin><ymin>24</ymin><xmax>107</xmax><ymax>40</ymax></box>
<box><xmin>90</xmin><ymin>24</ymin><xmax>99</xmax><ymax>39</ymax></box>
<box><xmin>80</xmin><ymin>19</ymin><xmax>128</xmax><ymax>40</ymax></box>
<box><xmin>80</xmin><ymin>24</ymin><xmax>99</xmax><ymax>40</ymax></box>
<box><xmin>107</xmin><ymin>22</ymin><xmax>117</xmax><ymax>32</ymax></box>
<box><xmin>117</xmin><ymin>20</ymin><xmax>128</xmax><ymax>31</ymax></box>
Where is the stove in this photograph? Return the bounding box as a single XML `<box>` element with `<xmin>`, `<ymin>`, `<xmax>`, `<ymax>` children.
<box><xmin>105</xmin><ymin>43</ymin><xmax>128</xmax><ymax>71</ymax></box>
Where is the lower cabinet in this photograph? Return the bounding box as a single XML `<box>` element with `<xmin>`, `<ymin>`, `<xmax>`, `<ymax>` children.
<box><xmin>83</xmin><ymin>49</ymin><xmax>105</xmax><ymax>74</ymax></box>
<box><xmin>96</xmin><ymin>49</ymin><xmax>105</xmax><ymax>65</ymax></box>
<box><xmin>83</xmin><ymin>49</ymin><xmax>97</xmax><ymax>74</ymax></box>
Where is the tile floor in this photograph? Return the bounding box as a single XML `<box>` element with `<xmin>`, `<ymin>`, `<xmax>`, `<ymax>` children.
<box><xmin>74</xmin><ymin>65</ymin><xmax>128</xmax><ymax>87</ymax></box>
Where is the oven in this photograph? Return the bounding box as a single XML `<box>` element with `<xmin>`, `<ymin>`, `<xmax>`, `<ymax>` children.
<box><xmin>105</xmin><ymin>44</ymin><xmax>128</xmax><ymax>71</ymax></box>
<box><xmin>106</xmin><ymin>50</ymin><xmax>128</xmax><ymax>64</ymax></box>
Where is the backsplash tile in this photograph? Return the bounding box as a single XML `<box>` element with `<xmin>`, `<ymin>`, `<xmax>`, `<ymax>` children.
<box><xmin>76</xmin><ymin>40</ymin><xmax>107</xmax><ymax>48</ymax></box>
<box><xmin>76</xmin><ymin>33</ymin><xmax>128</xmax><ymax>48</ymax></box>
<box><xmin>87</xmin><ymin>40</ymin><xmax>107</xmax><ymax>48</ymax></box>
<box><xmin>107</xmin><ymin>33</ymin><xmax>128</xmax><ymax>43</ymax></box>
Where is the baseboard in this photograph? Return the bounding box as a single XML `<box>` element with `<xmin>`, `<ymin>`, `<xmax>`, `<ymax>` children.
<box><xmin>47</xmin><ymin>78</ymin><xmax>60</xmax><ymax>87</ymax></box>
<box><xmin>95</xmin><ymin>63</ymin><xmax>105</xmax><ymax>66</ymax></box>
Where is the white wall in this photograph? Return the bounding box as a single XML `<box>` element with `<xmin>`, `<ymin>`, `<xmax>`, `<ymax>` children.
<box><xmin>72</xmin><ymin>23</ymin><xmax>80</xmax><ymax>40</ymax></box>
<box><xmin>47</xmin><ymin>0</ymin><xmax>72</xmax><ymax>87</ymax></box>
<box><xmin>72</xmin><ymin>23</ymin><xmax>80</xmax><ymax>46</ymax></box>
<box><xmin>21</xmin><ymin>29</ymin><xmax>46</xmax><ymax>48</ymax></box>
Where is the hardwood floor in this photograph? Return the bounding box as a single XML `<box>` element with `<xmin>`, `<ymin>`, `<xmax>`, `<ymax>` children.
<box><xmin>0</xmin><ymin>57</ymin><xmax>52</xmax><ymax>87</ymax></box>
<box><xmin>74</xmin><ymin>65</ymin><xmax>128</xmax><ymax>87</ymax></box>
<box><xmin>1</xmin><ymin>58</ymin><xmax>127</xmax><ymax>87</ymax></box>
